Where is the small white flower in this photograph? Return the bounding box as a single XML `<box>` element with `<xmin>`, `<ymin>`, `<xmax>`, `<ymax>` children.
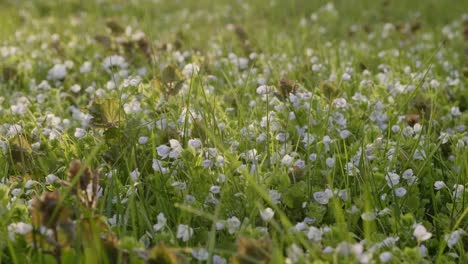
<box><xmin>281</xmin><ymin>154</ymin><xmax>294</xmax><ymax>166</ymax></box>
<box><xmin>429</xmin><ymin>79</ymin><xmax>440</xmax><ymax>88</ymax></box>
<box><xmin>269</xmin><ymin>190</ymin><xmax>282</xmax><ymax>204</ymax></box>
<box><xmin>210</xmin><ymin>185</ymin><xmax>221</xmax><ymax>194</ymax></box>
<box><xmin>313</xmin><ymin>191</ymin><xmax>331</xmax><ymax>205</ymax></box>
<box><xmin>24</xmin><ymin>180</ymin><xmax>37</xmax><ymax>189</ymax></box>
<box><xmin>453</xmin><ymin>184</ymin><xmax>465</xmax><ymax>199</ymax></box>
<box><xmin>8</xmin><ymin>222</ymin><xmax>32</xmax><ymax>241</ymax></box>
<box><xmin>188</xmin><ymin>138</ymin><xmax>202</xmax><ymax>149</ymax></box>
<box><xmin>394</xmin><ymin>187</ymin><xmax>407</xmax><ymax>197</ymax></box>
<box><xmin>256</xmin><ymin>85</ymin><xmax>275</xmax><ymax>95</ymax></box>
<box><xmin>46</xmin><ymin>174</ymin><xmax>58</xmax><ymax>184</ymax></box>
<box><xmin>450</xmin><ymin>106</ymin><xmax>461</xmax><ymax>116</ymax></box>
<box><xmin>361</xmin><ymin>211</ymin><xmax>376</xmax><ymax>221</ymax></box>
<box><xmin>182</xmin><ymin>63</ymin><xmax>200</xmax><ymax>78</ymax></box>
<box><xmin>413</xmin><ymin>224</ymin><xmax>432</xmax><ymax>242</ymax></box>
<box><xmin>11</xmin><ymin>188</ymin><xmax>22</xmax><ymax>197</ymax></box>
<box><xmin>152</xmin><ymin>159</ymin><xmax>168</xmax><ymax>174</ymax></box>
<box><xmin>306</xmin><ymin>226</ymin><xmax>322</xmax><ymax>242</ymax></box>
<box><xmin>227</xmin><ymin>216</ymin><xmax>241</xmax><ymax>234</ymax></box>
<box><xmin>333</xmin><ymin>98</ymin><xmax>347</xmax><ymax>108</ymax></box>
<box><xmin>379</xmin><ymin>252</ymin><xmax>392</xmax><ymax>263</ymax></box>
<box><xmin>102</xmin><ymin>55</ymin><xmax>128</xmax><ymax>73</ymax></box>
<box><xmin>340</xmin><ymin>130</ymin><xmax>351</xmax><ymax>139</ymax></box>
<box><xmin>130</xmin><ymin>168</ymin><xmax>140</xmax><ymax>182</ymax></box>
<box><xmin>213</xmin><ymin>255</ymin><xmax>227</xmax><ymax>264</ymax></box>
<box><xmin>341</xmin><ymin>73</ymin><xmax>351</xmax><ymax>81</ymax></box>
<box><xmin>325</xmin><ymin>157</ymin><xmax>335</xmax><ymax>168</ymax></box>
<box><xmin>309</xmin><ymin>153</ymin><xmax>317</xmax><ymax>162</ymax></box>
<box><xmin>192</xmin><ymin>248</ymin><xmax>209</xmax><ymax>260</ymax></box>
<box><xmin>434</xmin><ymin>181</ymin><xmax>446</xmax><ymax>190</ymax></box>
<box><xmin>445</xmin><ymin>229</ymin><xmax>466</xmax><ymax>248</ymax></box>
<box><xmin>138</xmin><ymin>136</ymin><xmax>149</xmax><ymax>144</ymax></box>
<box><xmin>108</xmin><ymin>215</ymin><xmax>117</xmax><ymax>226</ymax></box>
<box><xmin>70</xmin><ymin>84</ymin><xmax>81</xmax><ymax>93</ymax></box>
<box><xmin>260</xmin><ymin>208</ymin><xmax>275</xmax><ymax>222</ymax></box>
<box><xmin>176</xmin><ymin>224</ymin><xmax>193</xmax><ymax>242</ymax></box>
<box><xmin>153</xmin><ymin>213</ymin><xmax>167</xmax><ymax>232</ymax></box>
<box><xmin>385</xmin><ymin>172</ymin><xmax>400</xmax><ymax>187</ymax></box>
<box><xmin>74</xmin><ymin>128</ymin><xmax>86</xmax><ymax>139</ymax></box>
<box><xmin>47</xmin><ymin>64</ymin><xmax>67</xmax><ymax>80</ymax></box>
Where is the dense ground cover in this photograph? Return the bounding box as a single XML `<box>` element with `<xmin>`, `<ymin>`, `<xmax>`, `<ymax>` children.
<box><xmin>0</xmin><ymin>0</ymin><xmax>467</xmax><ymax>263</ymax></box>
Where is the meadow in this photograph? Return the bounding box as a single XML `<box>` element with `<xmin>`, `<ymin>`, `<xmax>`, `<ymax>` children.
<box><xmin>0</xmin><ymin>0</ymin><xmax>467</xmax><ymax>263</ymax></box>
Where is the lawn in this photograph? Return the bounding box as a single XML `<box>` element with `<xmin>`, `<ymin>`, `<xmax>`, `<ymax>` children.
<box><xmin>0</xmin><ymin>0</ymin><xmax>467</xmax><ymax>263</ymax></box>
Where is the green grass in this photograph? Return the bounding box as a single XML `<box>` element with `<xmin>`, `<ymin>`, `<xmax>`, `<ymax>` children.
<box><xmin>0</xmin><ymin>0</ymin><xmax>467</xmax><ymax>263</ymax></box>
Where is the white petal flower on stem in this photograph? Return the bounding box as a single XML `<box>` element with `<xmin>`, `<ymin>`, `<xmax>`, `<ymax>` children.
<box><xmin>413</xmin><ymin>224</ymin><xmax>432</xmax><ymax>242</ymax></box>
<box><xmin>130</xmin><ymin>168</ymin><xmax>140</xmax><ymax>182</ymax></box>
<box><xmin>445</xmin><ymin>229</ymin><xmax>466</xmax><ymax>248</ymax></box>
<box><xmin>176</xmin><ymin>224</ymin><xmax>193</xmax><ymax>242</ymax></box>
<box><xmin>385</xmin><ymin>172</ymin><xmax>400</xmax><ymax>187</ymax></box>
<box><xmin>434</xmin><ymin>181</ymin><xmax>446</xmax><ymax>190</ymax></box>
<box><xmin>153</xmin><ymin>213</ymin><xmax>167</xmax><ymax>232</ymax></box>
<box><xmin>227</xmin><ymin>216</ymin><xmax>241</xmax><ymax>234</ymax></box>
<box><xmin>306</xmin><ymin>226</ymin><xmax>323</xmax><ymax>242</ymax></box>
<box><xmin>260</xmin><ymin>208</ymin><xmax>274</xmax><ymax>222</ymax></box>
<box><xmin>394</xmin><ymin>187</ymin><xmax>407</xmax><ymax>197</ymax></box>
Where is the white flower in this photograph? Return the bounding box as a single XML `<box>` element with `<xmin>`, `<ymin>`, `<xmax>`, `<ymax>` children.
<box><xmin>102</xmin><ymin>55</ymin><xmax>128</xmax><ymax>73</ymax></box>
<box><xmin>333</xmin><ymin>98</ymin><xmax>347</xmax><ymax>108</ymax></box>
<box><xmin>188</xmin><ymin>138</ymin><xmax>202</xmax><ymax>149</ymax></box>
<box><xmin>227</xmin><ymin>216</ymin><xmax>241</xmax><ymax>234</ymax></box>
<box><xmin>453</xmin><ymin>184</ymin><xmax>465</xmax><ymax>199</ymax></box>
<box><xmin>402</xmin><ymin>169</ymin><xmax>414</xmax><ymax>179</ymax></box>
<box><xmin>182</xmin><ymin>63</ymin><xmax>200</xmax><ymax>78</ymax></box>
<box><xmin>341</xmin><ymin>73</ymin><xmax>351</xmax><ymax>81</ymax></box>
<box><xmin>450</xmin><ymin>106</ymin><xmax>461</xmax><ymax>116</ymax></box>
<box><xmin>11</xmin><ymin>188</ymin><xmax>22</xmax><ymax>197</ymax></box>
<box><xmin>445</xmin><ymin>229</ymin><xmax>466</xmax><ymax>248</ymax></box>
<box><xmin>213</xmin><ymin>255</ymin><xmax>227</xmax><ymax>264</ymax></box>
<box><xmin>361</xmin><ymin>211</ymin><xmax>376</xmax><ymax>221</ymax></box>
<box><xmin>309</xmin><ymin>153</ymin><xmax>317</xmax><ymax>162</ymax></box>
<box><xmin>47</xmin><ymin>64</ymin><xmax>67</xmax><ymax>80</ymax></box>
<box><xmin>176</xmin><ymin>224</ymin><xmax>193</xmax><ymax>242</ymax></box>
<box><xmin>325</xmin><ymin>157</ymin><xmax>335</xmax><ymax>168</ymax></box>
<box><xmin>8</xmin><ymin>222</ymin><xmax>33</xmax><ymax>241</ymax></box>
<box><xmin>269</xmin><ymin>190</ymin><xmax>282</xmax><ymax>204</ymax></box>
<box><xmin>46</xmin><ymin>174</ymin><xmax>58</xmax><ymax>184</ymax></box>
<box><xmin>429</xmin><ymin>79</ymin><xmax>440</xmax><ymax>88</ymax></box>
<box><xmin>210</xmin><ymin>185</ymin><xmax>221</xmax><ymax>194</ymax></box>
<box><xmin>24</xmin><ymin>180</ymin><xmax>37</xmax><ymax>189</ymax></box>
<box><xmin>130</xmin><ymin>168</ymin><xmax>140</xmax><ymax>182</ymax></box>
<box><xmin>260</xmin><ymin>208</ymin><xmax>275</xmax><ymax>222</ymax></box>
<box><xmin>152</xmin><ymin>159</ymin><xmax>168</xmax><ymax>174</ymax></box>
<box><xmin>307</xmin><ymin>226</ymin><xmax>322</xmax><ymax>241</ymax></box>
<box><xmin>256</xmin><ymin>85</ymin><xmax>275</xmax><ymax>95</ymax></box>
<box><xmin>379</xmin><ymin>252</ymin><xmax>392</xmax><ymax>263</ymax></box>
<box><xmin>108</xmin><ymin>215</ymin><xmax>117</xmax><ymax>226</ymax></box>
<box><xmin>70</xmin><ymin>84</ymin><xmax>81</xmax><ymax>93</ymax></box>
<box><xmin>281</xmin><ymin>154</ymin><xmax>294</xmax><ymax>166</ymax></box>
<box><xmin>434</xmin><ymin>181</ymin><xmax>446</xmax><ymax>190</ymax></box>
<box><xmin>394</xmin><ymin>187</ymin><xmax>407</xmax><ymax>197</ymax></box>
<box><xmin>192</xmin><ymin>248</ymin><xmax>209</xmax><ymax>260</ymax></box>
<box><xmin>340</xmin><ymin>130</ymin><xmax>351</xmax><ymax>139</ymax></box>
<box><xmin>157</xmin><ymin>139</ymin><xmax>183</xmax><ymax>159</ymax></box>
<box><xmin>153</xmin><ymin>213</ymin><xmax>167</xmax><ymax>232</ymax></box>
<box><xmin>74</xmin><ymin>128</ymin><xmax>86</xmax><ymax>139</ymax></box>
<box><xmin>138</xmin><ymin>136</ymin><xmax>148</xmax><ymax>144</ymax></box>
<box><xmin>413</xmin><ymin>224</ymin><xmax>432</xmax><ymax>242</ymax></box>
<box><xmin>385</xmin><ymin>172</ymin><xmax>400</xmax><ymax>187</ymax></box>
<box><xmin>80</xmin><ymin>61</ymin><xmax>92</xmax><ymax>73</ymax></box>
<box><xmin>313</xmin><ymin>191</ymin><xmax>331</xmax><ymax>205</ymax></box>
